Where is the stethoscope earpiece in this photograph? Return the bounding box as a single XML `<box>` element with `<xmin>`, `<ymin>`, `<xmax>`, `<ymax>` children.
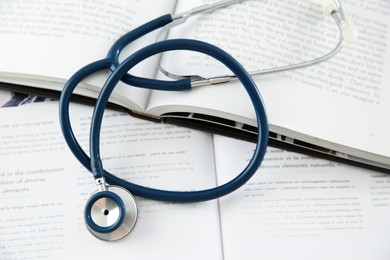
<box><xmin>84</xmin><ymin>183</ymin><xmax>137</xmax><ymax>241</ymax></box>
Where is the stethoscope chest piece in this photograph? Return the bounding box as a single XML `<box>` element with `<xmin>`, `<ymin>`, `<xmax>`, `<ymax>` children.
<box><xmin>84</xmin><ymin>183</ymin><xmax>138</xmax><ymax>241</ymax></box>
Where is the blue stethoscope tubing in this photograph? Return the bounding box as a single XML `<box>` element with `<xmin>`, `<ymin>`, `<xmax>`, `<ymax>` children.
<box><xmin>59</xmin><ymin>14</ymin><xmax>269</xmax><ymax>203</ymax></box>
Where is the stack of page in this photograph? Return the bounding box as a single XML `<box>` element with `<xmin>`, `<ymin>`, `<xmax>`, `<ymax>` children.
<box><xmin>0</xmin><ymin>0</ymin><xmax>388</xmax><ymax>170</ymax></box>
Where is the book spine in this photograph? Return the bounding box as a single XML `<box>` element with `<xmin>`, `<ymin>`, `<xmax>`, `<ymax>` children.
<box><xmin>129</xmin><ymin>110</ymin><xmax>162</xmax><ymax>122</ymax></box>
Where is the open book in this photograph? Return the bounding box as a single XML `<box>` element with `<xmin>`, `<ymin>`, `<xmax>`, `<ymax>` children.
<box><xmin>0</xmin><ymin>102</ymin><xmax>389</xmax><ymax>259</ymax></box>
<box><xmin>0</xmin><ymin>0</ymin><xmax>389</xmax><ymax>171</ymax></box>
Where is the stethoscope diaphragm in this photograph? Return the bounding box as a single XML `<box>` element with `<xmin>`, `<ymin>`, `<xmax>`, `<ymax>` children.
<box><xmin>84</xmin><ymin>186</ymin><xmax>137</xmax><ymax>241</ymax></box>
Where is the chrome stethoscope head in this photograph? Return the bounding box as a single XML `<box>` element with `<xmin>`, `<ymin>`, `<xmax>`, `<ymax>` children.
<box><xmin>84</xmin><ymin>177</ymin><xmax>137</xmax><ymax>241</ymax></box>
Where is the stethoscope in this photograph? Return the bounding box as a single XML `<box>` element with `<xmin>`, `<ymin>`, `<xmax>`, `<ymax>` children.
<box><xmin>59</xmin><ymin>0</ymin><xmax>356</xmax><ymax>241</ymax></box>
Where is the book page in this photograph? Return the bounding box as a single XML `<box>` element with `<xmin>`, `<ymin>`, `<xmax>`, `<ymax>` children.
<box><xmin>0</xmin><ymin>0</ymin><xmax>177</xmax><ymax>111</ymax></box>
<box><xmin>0</xmin><ymin>89</ymin><xmax>12</xmax><ymax>107</ymax></box>
<box><xmin>213</xmin><ymin>135</ymin><xmax>390</xmax><ymax>260</ymax></box>
<box><xmin>146</xmin><ymin>0</ymin><xmax>390</xmax><ymax>159</ymax></box>
<box><xmin>0</xmin><ymin>102</ymin><xmax>223</xmax><ymax>259</ymax></box>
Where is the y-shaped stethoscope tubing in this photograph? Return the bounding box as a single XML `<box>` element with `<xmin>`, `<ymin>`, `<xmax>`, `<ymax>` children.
<box><xmin>60</xmin><ymin>39</ymin><xmax>268</xmax><ymax>202</ymax></box>
<box><xmin>89</xmin><ymin>39</ymin><xmax>268</xmax><ymax>202</ymax></box>
<box><xmin>59</xmin><ymin>15</ymin><xmax>191</xmax><ymax>187</ymax></box>
<box><xmin>59</xmin><ymin>15</ymin><xmax>192</xmax><ymax>182</ymax></box>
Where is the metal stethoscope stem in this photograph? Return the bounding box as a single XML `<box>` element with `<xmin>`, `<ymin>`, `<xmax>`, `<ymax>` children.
<box><xmin>156</xmin><ymin>0</ymin><xmax>357</xmax><ymax>87</ymax></box>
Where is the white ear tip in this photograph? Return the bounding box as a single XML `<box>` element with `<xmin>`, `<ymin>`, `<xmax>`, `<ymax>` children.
<box><xmin>341</xmin><ymin>20</ymin><xmax>358</xmax><ymax>43</ymax></box>
<box><xmin>321</xmin><ymin>0</ymin><xmax>337</xmax><ymax>16</ymax></box>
